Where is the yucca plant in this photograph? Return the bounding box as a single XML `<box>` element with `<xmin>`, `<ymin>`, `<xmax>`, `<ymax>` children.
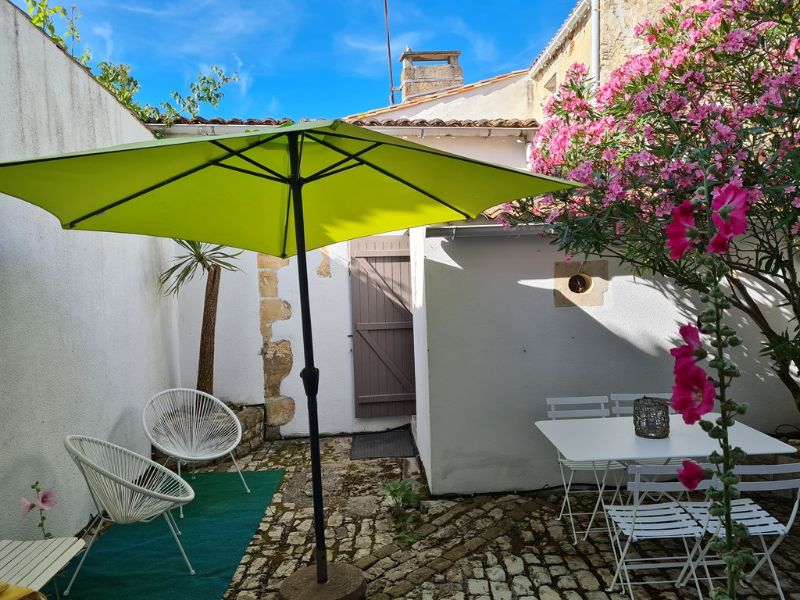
<box><xmin>160</xmin><ymin>240</ymin><xmax>242</xmax><ymax>394</ymax></box>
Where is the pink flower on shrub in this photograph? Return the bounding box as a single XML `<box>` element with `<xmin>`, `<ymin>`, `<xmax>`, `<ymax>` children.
<box><xmin>20</xmin><ymin>497</ymin><xmax>35</xmax><ymax>517</ymax></box>
<box><xmin>677</xmin><ymin>459</ymin><xmax>706</xmax><ymax>490</ymax></box>
<box><xmin>36</xmin><ymin>488</ymin><xmax>57</xmax><ymax>510</ymax></box>
<box><xmin>672</xmin><ymin>364</ymin><xmax>716</xmax><ymax>424</ymax></box>
<box><xmin>665</xmin><ymin>201</ymin><xmax>697</xmax><ymax>260</ymax></box>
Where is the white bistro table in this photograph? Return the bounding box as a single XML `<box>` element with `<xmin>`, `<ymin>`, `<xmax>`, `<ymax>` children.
<box><xmin>536</xmin><ymin>413</ymin><xmax>796</xmax><ymax>463</ymax></box>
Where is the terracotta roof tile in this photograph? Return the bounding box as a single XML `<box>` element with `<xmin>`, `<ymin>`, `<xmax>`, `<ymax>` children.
<box><xmin>346</xmin><ymin>117</ymin><xmax>538</xmax><ymax>128</ymax></box>
<box><xmin>149</xmin><ymin>116</ymin><xmax>538</xmax><ymax>129</ymax></box>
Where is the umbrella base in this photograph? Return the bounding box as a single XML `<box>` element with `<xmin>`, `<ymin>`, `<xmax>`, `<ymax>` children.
<box><xmin>278</xmin><ymin>563</ymin><xmax>366</xmax><ymax>600</ymax></box>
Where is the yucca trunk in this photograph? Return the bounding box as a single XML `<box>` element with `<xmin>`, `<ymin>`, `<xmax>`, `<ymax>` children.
<box><xmin>196</xmin><ymin>263</ymin><xmax>221</xmax><ymax>394</ymax></box>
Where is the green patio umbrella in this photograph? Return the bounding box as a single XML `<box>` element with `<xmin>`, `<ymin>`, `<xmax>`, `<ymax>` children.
<box><xmin>0</xmin><ymin>119</ymin><xmax>575</xmax><ymax>588</ymax></box>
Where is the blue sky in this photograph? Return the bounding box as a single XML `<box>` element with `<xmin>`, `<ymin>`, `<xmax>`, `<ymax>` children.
<box><xmin>15</xmin><ymin>0</ymin><xmax>577</xmax><ymax>120</ymax></box>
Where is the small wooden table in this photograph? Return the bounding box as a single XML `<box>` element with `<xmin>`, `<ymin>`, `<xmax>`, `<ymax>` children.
<box><xmin>0</xmin><ymin>537</ymin><xmax>85</xmax><ymax>591</ymax></box>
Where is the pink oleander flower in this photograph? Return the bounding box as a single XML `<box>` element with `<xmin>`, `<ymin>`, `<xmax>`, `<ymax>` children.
<box><xmin>36</xmin><ymin>488</ymin><xmax>57</xmax><ymax>510</ymax></box>
<box><xmin>20</xmin><ymin>497</ymin><xmax>36</xmax><ymax>517</ymax></box>
<box><xmin>672</xmin><ymin>364</ymin><xmax>716</xmax><ymax>424</ymax></box>
<box><xmin>677</xmin><ymin>459</ymin><xmax>706</xmax><ymax>490</ymax></box>
<box><xmin>665</xmin><ymin>201</ymin><xmax>697</xmax><ymax>260</ymax></box>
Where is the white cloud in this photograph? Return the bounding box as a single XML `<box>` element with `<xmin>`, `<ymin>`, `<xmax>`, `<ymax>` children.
<box><xmin>91</xmin><ymin>22</ymin><xmax>114</xmax><ymax>60</ymax></box>
<box><xmin>335</xmin><ymin>30</ymin><xmax>431</xmax><ymax>78</ymax></box>
<box><xmin>443</xmin><ymin>16</ymin><xmax>498</xmax><ymax>63</ymax></box>
<box><xmin>232</xmin><ymin>53</ymin><xmax>253</xmax><ymax>96</ymax></box>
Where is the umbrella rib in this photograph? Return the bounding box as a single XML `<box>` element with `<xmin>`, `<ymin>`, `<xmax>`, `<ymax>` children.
<box><xmin>209</xmin><ymin>140</ymin><xmax>288</xmax><ymax>182</ymax></box>
<box><xmin>212</xmin><ymin>162</ymin><xmax>285</xmax><ymax>183</ymax></box>
<box><xmin>66</xmin><ymin>135</ymin><xmax>284</xmax><ymax>229</ymax></box>
<box><xmin>280</xmin><ymin>186</ymin><xmax>291</xmax><ymax>258</ymax></box>
<box><xmin>304</xmin><ymin>133</ymin><xmax>472</xmax><ymax>219</ymax></box>
<box><xmin>304</xmin><ymin>142</ymin><xmax>380</xmax><ymax>183</ymax></box>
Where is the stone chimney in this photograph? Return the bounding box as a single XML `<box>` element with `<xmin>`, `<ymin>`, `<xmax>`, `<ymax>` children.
<box><xmin>399</xmin><ymin>48</ymin><xmax>463</xmax><ymax>102</ymax></box>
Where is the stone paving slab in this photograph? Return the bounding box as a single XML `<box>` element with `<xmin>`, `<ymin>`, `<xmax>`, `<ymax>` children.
<box><xmin>215</xmin><ymin>436</ymin><xmax>800</xmax><ymax>600</ymax></box>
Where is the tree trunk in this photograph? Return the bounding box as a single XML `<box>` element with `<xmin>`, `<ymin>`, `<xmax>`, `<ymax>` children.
<box><xmin>196</xmin><ymin>264</ymin><xmax>221</xmax><ymax>394</ymax></box>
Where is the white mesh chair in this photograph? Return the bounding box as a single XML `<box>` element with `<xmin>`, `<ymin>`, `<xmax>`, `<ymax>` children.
<box><xmin>679</xmin><ymin>463</ymin><xmax>800</xmax><ymax>599</ymax></box>
<box><xmin>63</xmin><ymin>435</ymin><xmax>195</xmax><ymax>596</ymax></box>
<box><xmin>605</xmin><ymin>464</ymin><xmax>706</xmax><ymax>599</ymax></box>
<box><xmin>546</xmin><ymin>396</ymin><xmax>625</xmax><ymax>544</ymax></box>
<box><xmin>143</xmin><ymin>388</ymin><xmax>250</xmax><ymax>517</ymax></box>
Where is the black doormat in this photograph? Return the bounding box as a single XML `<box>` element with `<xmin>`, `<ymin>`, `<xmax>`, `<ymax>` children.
<box><xmin>350</xmin><ymin>427</ymin><xmax>417</xmax><ymax>460</ymax></box>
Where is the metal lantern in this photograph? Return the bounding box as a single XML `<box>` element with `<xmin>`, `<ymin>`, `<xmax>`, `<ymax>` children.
<box><xmin>633</xmin><ymin>396</ymin><xmax>670</xmax><ymax>439</ymax></box>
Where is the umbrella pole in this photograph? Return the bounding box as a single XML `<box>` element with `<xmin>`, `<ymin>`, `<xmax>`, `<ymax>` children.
<box><xmin>289</xmin><ymin>135</ymin><xmax>328</xmax><ymax>584</ymax></box>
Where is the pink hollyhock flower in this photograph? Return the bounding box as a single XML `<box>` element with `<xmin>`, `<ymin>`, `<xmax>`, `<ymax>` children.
<box><xmin>707</xmin><ymin>231</ymin><xmax>732</xmax><ymax>254</ymax></box>
<box><xmin>20</xmin><ymin>497</ymin><xmax>35</xmax><ymax>517</ymax></box>
<box><xmin>707</xmin><ymin>183</ymin><xmax>750</xmax><ymax>254</ymax></box>
<box><xmin>36</xmin><ymin>488</ymin><xmax>57</xmax><ymax>510</ymax></box>
<box><xmin>670</xmin><ymin>344</ymin><xmax>698</xmax><ymax>375</ymax></box>
<box><xmin>712</xmin><ymin>182</ymin><xmax>749</xmax><ymax>237</ymax></box>
<box><xmin>679</xmin><ymin>324</ymin><xmax>702</xmax><ymax>350</ymax></box>
<box><xmin>665</xmin><ymin>201</ymin><xmax>697</xmax><ymax>260</ymax></box>
<box><xmin>672</xmin><ymin>365</ymin><xmax>716</xmax><ymax>424</ymax></box>
<box><xmin>677</xmin><ymin>460</ymin><xmax>706</xmax><ymax>490</ymax></box>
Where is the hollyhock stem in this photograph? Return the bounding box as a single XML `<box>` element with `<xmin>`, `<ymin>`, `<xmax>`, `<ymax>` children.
<box><xmin>710</xmin><ymin>268</ymin><xmax>736</xmax><ymax>599</ymax></box>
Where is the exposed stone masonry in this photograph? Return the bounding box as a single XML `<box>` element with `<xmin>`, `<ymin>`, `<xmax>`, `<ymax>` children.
<box><xmin>258</xmin><ymin>253</ymin><xmax>295</xmax><ymax>435</ymax></box>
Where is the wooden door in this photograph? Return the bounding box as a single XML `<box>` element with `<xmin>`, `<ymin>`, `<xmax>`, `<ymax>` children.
<box><xmin>350</xmin><ymin>236</ymin><xmax>416</xmax><ymax>417</ymax></box>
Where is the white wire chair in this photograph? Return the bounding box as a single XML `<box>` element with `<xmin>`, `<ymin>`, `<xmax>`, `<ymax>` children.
<box><xmin>63</xmin><ymin>435</ymin><xmax>195</xmax><ymax>596</ymax></box>
<box><xmin>678</xmin><ymin>462</ymin><xmax>800</xmax><ymax>600</ymax></box>
<box><xmin>546</xmin><ymin>396</ymin><xmax>625</xmax><ymax>544</ymax></box>
<box><xmin>605</xmin><ymin>464</ymin><xmax>707</xmax><ymax>599</ymax></box>
<box><xmin>143</xmin><ymin>388</ymin><xmax>250</xmax><ymax>517</ymax></box>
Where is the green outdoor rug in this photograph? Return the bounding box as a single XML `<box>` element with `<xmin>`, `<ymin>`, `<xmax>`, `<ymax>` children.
<box><xmin>50</xmin><ymin>470</ymin><xmax>284</xmax><ymax>600</ymax></box>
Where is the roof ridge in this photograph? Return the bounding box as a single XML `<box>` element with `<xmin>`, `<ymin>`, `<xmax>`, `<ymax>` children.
<box><xmin>345</xmin><ymin>68</ymin><xmax>529</xmax><ymax>120</ymax></box>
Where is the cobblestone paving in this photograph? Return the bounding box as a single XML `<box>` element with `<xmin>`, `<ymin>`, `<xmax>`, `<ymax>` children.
<box><xmin>215</xmin><ymin>436</ymin><xmax>800</xmax><ymax>600</ymax></box>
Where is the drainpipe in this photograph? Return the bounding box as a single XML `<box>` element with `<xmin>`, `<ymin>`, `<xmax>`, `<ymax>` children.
<box><xmin>590</xmin><ymin>0</ymin><xmax>600</xmax><ymax>87</ymax></box>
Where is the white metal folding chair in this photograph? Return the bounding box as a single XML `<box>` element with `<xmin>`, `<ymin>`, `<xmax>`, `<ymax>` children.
<box><xmin>143</xmin><ymin>388</ymin><xmax>250</xmax><ymax>517</ymax></box>
<box><xmin>63</xmin><ymin>435</ymin><xmax>195</xmax><ymax>596</ymax></box>
<box><xmin>679</xmin><ymin>462</ymin><xmax>800</xmax><ymax>600</ymax></box>
<box><xmin>605</xmin><ymin>464</ymin><xmax>706</xmax><ymax>599</ymax></box>
<box><xmin>546</xmin><ymin>396</ymin><xmax>625</xmax><ymax>544</ymax></box>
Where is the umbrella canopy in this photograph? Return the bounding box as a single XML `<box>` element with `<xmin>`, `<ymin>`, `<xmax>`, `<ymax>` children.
<box><xmin>0</xmin><ymin>118</ymin><xmax>577</xmax><ymax>587</ymax></box>
<box><xmin>0</xmin><ymin>119</ymin><xmax>573</xmax><ymax>256</ymax></box>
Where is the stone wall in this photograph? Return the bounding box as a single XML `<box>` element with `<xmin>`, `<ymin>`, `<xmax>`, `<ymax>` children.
<box><xmin>599</xmin><ymin>0</ymin><xmax>673</xmax><ymax>83</ymax></box>
<box><xmin>258</xmin><ymin>253</ymin><xmax>296</xmax><ymax>436</ymax></box>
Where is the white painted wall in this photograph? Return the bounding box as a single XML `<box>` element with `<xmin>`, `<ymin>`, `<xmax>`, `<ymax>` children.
<box><xmin>276</xmin><ymin>242</ymin><xmax>410</xmax><ymax>436</ymax></box>
<box><xmin>354</xmin><ymin>73</ymin><xmax>533</xmax><ymax>121</ymax></box>
<box><xmin>0</xmin><ymin>2</ymin><xmax>179</xmax><ymax>539</ymax></box>
<box><xmin>410</xmin><ymin>228</ymin><xmax>432</xmax><ymax>476</ymax></box>
<box><xmin>419</xmin><ymin>234</ymin><xmax>797</xmax><ymax>494</ymax></box>
<box><xmin>176</xmin><ymin>250</ymin><xmax>264</xmax><ymax>404</ymax></box>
